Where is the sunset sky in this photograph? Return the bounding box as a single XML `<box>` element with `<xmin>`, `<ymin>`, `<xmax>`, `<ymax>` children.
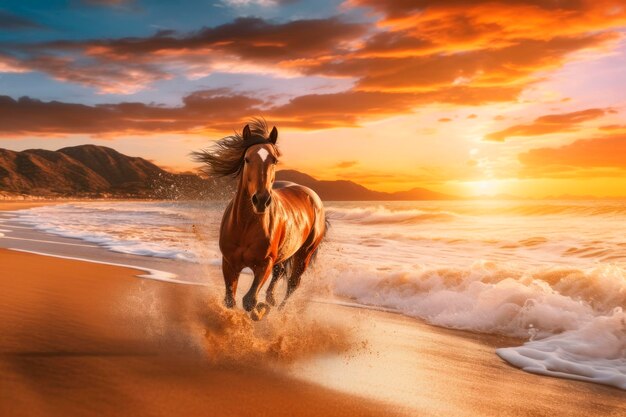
<box><xmin>1</xmin><ymin>0</ymin><xmax>625</xmax><ymax>197</ymax></box>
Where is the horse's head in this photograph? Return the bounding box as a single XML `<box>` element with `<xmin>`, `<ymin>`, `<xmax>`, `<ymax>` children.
<box><xmin>242</xmin><ymin>124</ymin><xmax>279</xmax><ymax>214</ymax></box>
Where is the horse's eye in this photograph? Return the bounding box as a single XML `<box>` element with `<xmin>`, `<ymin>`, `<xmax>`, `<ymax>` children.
<box><xmin>244</xmin><ymin>157</ymin><xmax>250</xmax><ymax>164</ymax></box>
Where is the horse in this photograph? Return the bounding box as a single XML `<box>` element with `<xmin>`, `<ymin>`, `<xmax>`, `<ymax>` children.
<box><xmin>193</xmin><ymin>119</ymin><xmax>327</xmax><ymax>320</ymax></box>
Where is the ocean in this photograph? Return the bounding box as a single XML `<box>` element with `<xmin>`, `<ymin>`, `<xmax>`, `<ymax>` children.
<box><xmin>12</xmin><ymin>199</ymin><xmax>626</xmax><ymax>389</ymax></box>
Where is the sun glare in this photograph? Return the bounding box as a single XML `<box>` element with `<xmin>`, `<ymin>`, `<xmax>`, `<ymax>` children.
<box><xmin>467</xmin><ymin>180</ymin><xmax>500</xmax><ymax>197</ymax></box>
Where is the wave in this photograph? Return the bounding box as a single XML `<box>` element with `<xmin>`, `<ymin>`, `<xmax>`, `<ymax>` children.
<box><xmin>14</xmin><ymin>203</ymin><xmax>202</xmax><ymax>262</ymax></box>
<box><xmin>433</xmin><ymin>201</ymin><xmax>626</xmax><ymax>217</ymax></box>
<box><xmin>326</xmin><ymin>201</ymin><xmax>626</xmax><ymax>226</ymax></box>
<box><xmin>327</xmin><ymin>260</ymin><xmax>626</xmax><ymax>389</ymax></box>
<box><xmin>497</xmin><ymin>202</ymin><xmax>626</xmax><ymax>217</ymax></box>
<box><xmin>497</xmin><ymin>309</ymin><xmax>626</xmax><ymax>389</ymax></box>
<box><xmin>327</xmin><ymin>206</ymin><xmax>456</xmax><ymax>225</ymax></box>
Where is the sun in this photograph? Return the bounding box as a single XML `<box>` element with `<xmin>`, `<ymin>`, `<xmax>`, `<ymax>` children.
<box><xmin>467</xmin><ymin>180</ymin><xmax>500</xmax><ymax>196</ymax></box>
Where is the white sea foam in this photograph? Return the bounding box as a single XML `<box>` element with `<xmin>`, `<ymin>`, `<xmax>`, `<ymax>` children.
<box><xmin>7</xmin><ymin>248</ymin><xmax>197</xmax><ymax>285</ymax></box>
<box><xmin>14</xmin><ymin>202</ymin><xmax>223</xmax><ymax>262</ymax></box>
<box><xmin>327</xmin><ymin>260</ymin><xmax>626</xmax><ymax>389</ymax></box>
<box><xmin>497</xmin><ymin>309</ymin><xmax>626</xmax><ymax>389</ymax></box>
<box><xmin>327</xmin><ymin>205</ymin><xmax>456</xmax><ymax>224</ymax></box>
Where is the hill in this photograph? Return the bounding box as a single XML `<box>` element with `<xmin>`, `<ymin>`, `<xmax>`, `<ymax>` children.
<box><xmin>0</xmin><ymin>145</ymin><xmax>222</xmax><ymax>199</ymax></box>
<box><xmin>0</xmin><ymin>145</ymin><xmax>455</xmax><ymax>200</ymax></box>
<box><xmin>276</xmin><ymin>170</ymin><xmax>452</xmax><ymax>200</ymax></box>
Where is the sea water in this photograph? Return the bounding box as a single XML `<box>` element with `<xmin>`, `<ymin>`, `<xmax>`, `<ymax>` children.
<box><xmin>13</xmin><ymin>199</ymin><xmax>626</xmax><ymax>389</ymax></box>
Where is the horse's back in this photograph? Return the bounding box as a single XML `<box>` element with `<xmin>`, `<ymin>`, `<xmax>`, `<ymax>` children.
<box><xmin>273</xmin><ymin>181</ymin><xmax>326</xmax><ymax>250</ymax></box>
<box><xmin>273</xmin><ymin>181</ymin><xmax>324</xmax><ymax>213</ymax></box>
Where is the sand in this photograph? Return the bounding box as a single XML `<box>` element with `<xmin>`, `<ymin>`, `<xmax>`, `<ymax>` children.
<box><xmin>0</xmin><ymin>201</ymin><xmax>60</xmax><ymax>211</ymax></box>
<box><xmin>1</xmin><ymin>201</ymin><xmax>624</xmax><ymax>417</ymax></box>
<box><xmin>0</xmin><ymin>249</ymin><xmax>405</xmax><ymax>417</ymax></box>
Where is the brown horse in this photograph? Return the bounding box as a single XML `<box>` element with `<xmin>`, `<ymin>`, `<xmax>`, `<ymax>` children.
<box><xmin>193</xmin><ymin>119</ymin><xmax>327</xmax><ymax>320</ymax></box>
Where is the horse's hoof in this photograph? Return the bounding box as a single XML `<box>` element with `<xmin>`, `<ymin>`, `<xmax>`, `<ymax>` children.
<box><xmin>250</xmin><ymin>302</ymin><xmax>270</xmax><ymax>321</ymax></box>
<box><xmin>224</xmin><ymin>297</ymin><xmax>236</xmax><ymax>309</ymax></box>
<box><xmin>242</xmin><ymin>295</ymin><xmax>256</xmax><ymax>312</ymax></box>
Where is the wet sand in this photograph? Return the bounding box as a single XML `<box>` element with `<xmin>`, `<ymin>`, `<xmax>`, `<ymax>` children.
<box><xmin>0</xmin><ymin>201</ymin><xmax>61</xmax><ymax>211</ymax></box>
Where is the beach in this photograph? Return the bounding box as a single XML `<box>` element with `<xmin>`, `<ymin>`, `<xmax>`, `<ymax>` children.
<box><xmin>1</xmin><ymin>201</ymin><xmax>625</xmax><ymax>417</ymax></box>
<box><xmin>0</xmin><ymin>248</ymin><xmax>409</xmax><ymax>417</ymax></box>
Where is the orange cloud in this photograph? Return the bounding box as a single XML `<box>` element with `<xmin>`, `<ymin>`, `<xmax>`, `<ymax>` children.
<box><xmin>269</xmin><ymin>86</ymin><xmax>522</xmax><ymax>128</ymax></box>
<box><xmin>314</xmin><ymin>33</ymin><xmax>618</xmax><ymax>93</ymax></box>
<box><xmin>334</xmin><ymin>160</ymin><xmax>359</xmax><ymax>169</ymax></box>
<box><xmin>486</xmin><ymin>108</ymin><xmax>611</xmax><ymax>141</ymax></box>
<box><xmin>1</xmin><ymin>1</ymin><xmax>624</xmax><ymax>130</ymax></box>
<box><xmin>518</xmin><ymin>134</ymin><xmax>626</xmax><ymax>177</ymax></box>
<box><xmin>349</xmin><ymin>0</ymin><xmax>626</xmax><ymax>48</ymax></box>
<box><xmin>599</xmin><ymin>124</ymin><xmax>626</xmax><ymax>132</ymax></box>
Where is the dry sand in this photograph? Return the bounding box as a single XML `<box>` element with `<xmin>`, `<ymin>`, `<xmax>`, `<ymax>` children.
<box><xmin>0</xmin><ymin>249</ymin><xmax>404</xmax><ymax>417</ymax></box>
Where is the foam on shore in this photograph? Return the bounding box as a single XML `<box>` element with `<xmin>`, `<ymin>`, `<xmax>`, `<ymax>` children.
<box><xmin>7</xmin><ymin>248</ymin><xmax>201</xmax><ymax>286</ymax></box>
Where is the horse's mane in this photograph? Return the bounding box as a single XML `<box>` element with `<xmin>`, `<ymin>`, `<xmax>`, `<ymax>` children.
<box><xmin>192</xmin><ymin>118</ymin><xmax>281</xmax><ymax>178</ymax></box>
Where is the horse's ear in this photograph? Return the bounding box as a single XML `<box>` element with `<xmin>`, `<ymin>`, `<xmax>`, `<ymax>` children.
<box><xmin>269</xmin><ymin>126</ymin><xmax>278</xmax><ymax>144</ymax></box>
<box><xmin>242</xmin><ymin>124</ymin><xmax>252</xmax><ymax>141</ymax></box>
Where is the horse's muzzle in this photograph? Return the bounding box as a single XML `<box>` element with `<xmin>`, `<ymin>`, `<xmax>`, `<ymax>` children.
<box><xmin>251</xmin><ymin>193</ymin><xmax>272</xmax><ymax>213</ymax></box>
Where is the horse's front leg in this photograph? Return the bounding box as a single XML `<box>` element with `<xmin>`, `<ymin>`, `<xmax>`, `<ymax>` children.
<box><xmin>222</xmin><ymin>257</ymin><xmax>241</xmax><ymax>309</ymax></box>
<box><xmin>242</xmin><ymin>260</ymin><xmax>273</xmax><ymax>315</ymax></box>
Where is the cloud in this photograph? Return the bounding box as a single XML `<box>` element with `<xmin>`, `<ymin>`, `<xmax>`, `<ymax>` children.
<box><xmin>0</xmin><ymin>54</ymin><xmax>29</xmax><ymax>73</ymax></box>
<box><xmin>268</xmin><ymin>85</ymin><xmax>522</xmax><ymax>128</ymax></box>
<box><xmin>16</xmin><ymin>55</ymin><xmax>169</xmax><ymax>95</ymax></box>
<box><xmin>308</xmin><ymin>33</ymin><xmax>618</xmax><ymax>93</ymax></box>
<box><xmin>334</xmin><ymin>160</ymin><xmax>358</xmax><ymax>169</ymax></box>
<box><xmin>486</xmin><ymin>108</ymin><xmax>610</xmax><ymax>141</ymax></box>
<box><xmin>0</xmin><ymin>0</ymin><xmax>624</xmax><ymax>130</ymax></box>
<box><xmin>599</xmin><ymin>124</ymin><xmax>626</xmax><ymax>132</ymax></box>
<box><xmin>222</xmin><ymin>0</ymin><xmax>296</xmax><ymax>6</ymax></box>
<box><xmin>0</xmin><ymin>16</ymin><xmax>365</xmax><ymax>94</ymax></box>
<box><xmin>80</xmin><ymin>0</ymin><xmax>134</xmax><ymax>6</ymax></box>
<box><xmin>0</xmin><ymin>90</ymin><xmax>419</xmax><ymax>135</ymax></box>
<box><xmin>78</xmin><ymin>16</ymin><xmax>366</xmax><ymax>61</ymax></box>
<box><xmin>518</xmin><ymin>134</ymin><xmax>626</xmax><ymax>177</ymax></box>
<box><xmin>0</xmin><ymin>90</ymin><xmax>264</xmax><ymax>136</ymax></box>
<box><xmin>0</xmin><ymin>10</ymin><xmax>43</xmax><ymax>30</ymax></box>
<box><xmin>0</xmin><ymin>82</ymin><xmax>527</xmax><ymax>135</ymax></box>
<box><xmin>348</xmin><ymin>1</ymin><xmax>626</xmax><ymax>45</ymax></box>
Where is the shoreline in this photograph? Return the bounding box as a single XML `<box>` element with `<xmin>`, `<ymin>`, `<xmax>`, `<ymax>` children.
<box><xmin>1</xmin><ymin>201</ymin><xmax>625</xmax><ymax>416</ymax></box>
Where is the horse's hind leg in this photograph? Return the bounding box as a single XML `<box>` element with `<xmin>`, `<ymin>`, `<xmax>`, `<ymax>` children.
<box><xmin>265</xmin><ymin>262</ymin><xmax>286</xmax><ymax>306</ymax></box>
<box><xmin>282</xmin><ymin>247</ymin><xmax>316</xmax><ymax>306</ymax></box>
<box><xmin>284</xmin><ymin>263</ymin><xmax>304</xmax><ymax>304</ymax></box>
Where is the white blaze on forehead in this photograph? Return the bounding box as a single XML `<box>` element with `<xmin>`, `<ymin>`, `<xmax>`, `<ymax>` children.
<box><xmin>257</xmin><ymin>148</ymin><xmax>270</xmax><ymax>162</ymax></box>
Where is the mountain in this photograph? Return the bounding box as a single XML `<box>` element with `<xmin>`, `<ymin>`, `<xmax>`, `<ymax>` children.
<box><xmin>276</xmin><ymin>170</ymin><xmax>453</xmax><ymax>200</ymax></box>
<box><xmin>0</xmin><ymin>145</ymin><xmax>455</xmax><ymax>200</ymax></box>
<box><xmin>0</xmin><ymin>145</ymin><xmax>224</xmax><ymax>199</ymax></box>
